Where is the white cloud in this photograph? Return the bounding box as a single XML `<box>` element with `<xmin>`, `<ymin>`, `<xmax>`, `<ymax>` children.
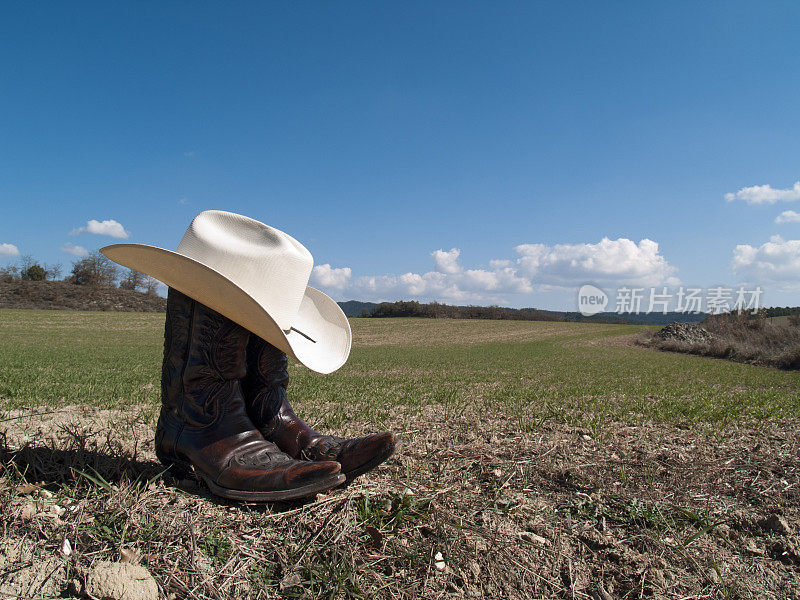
<box><xmin>312</xmin><ymin>237</ymin><xmax>677</xmax><ymax>304</ymax></box>
<box><xmin>61</xmin><ymin>242</ymin><xmax>89</xmax><ymax>257</ymax></box>
<box><xmin>732</xmin><ymin>235</ymin><xmax>800</xmax><ymax>289</ymax></box>
<box><xmin>431</xmin><ymin>248</ymin><xmax>462</xmax><ymax>274</ymax></box>
<box><xmin>345</xmin><ymin>248</ymin><xmax>534</xmax><ymax>303</ymax></box>
<box><xmin>0</xmin><ymin>243</ymin><xmax>20</xmax><ymax>257</ymax></box>
<box><xmin>179</xmin><ymin>197</ymin><xmax>188</xmax><ymax>205</ymax></box>
<box><xmin>515</xmin><ymin>237</ymin><xmax>678</xmax><ymax>287</ymax></box>
<box><xmin>70</xmin><ymin>219</ymin><xmax>130</xmax><ymax>239</ymax></box>
<box><xmin>311</xmin><ymin>264</ymin><xmax>352</xmax><ymax>289</ymax></box>
<box><xmin>775</xmin><ymin>210</ymin><xmax>800</xmax><ymax>224</ymax></box>
<box><xmin>725</xmin><ymin>182</ymin><xmax>800</xmax><ymax>205</ymax></box>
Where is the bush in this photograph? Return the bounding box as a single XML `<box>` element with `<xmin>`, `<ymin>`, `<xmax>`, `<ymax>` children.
<box><xmin>119</xmin><ymin>270</ymin><xmax>145</xmax><ymax>291</ymax></box>
<box><xmin>21</xmin><ymin>264</ymin><xmax>47</xmax><ymax>281</ymax></box>
<box><xmin>70</xmin><ymin>252</ymin><xmax>118</xmax><ymax>286</ymax></box>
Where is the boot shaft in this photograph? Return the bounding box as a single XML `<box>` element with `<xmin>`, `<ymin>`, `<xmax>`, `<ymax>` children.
<box><xmin>161</xmin><ymin>288</ymin><xmax>249</xmax><ymax>428</ymax></box>
<box><xmin>243</xmin><ymin>336</ymin><xmax>289</xmax><ymax>423</ymax></box>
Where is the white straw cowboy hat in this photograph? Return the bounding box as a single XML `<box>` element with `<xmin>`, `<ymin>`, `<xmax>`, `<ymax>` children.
<box><xmin>100</xmin><ymin>210</ymin><xmax>351</xmax><ymax>374</ymax></box>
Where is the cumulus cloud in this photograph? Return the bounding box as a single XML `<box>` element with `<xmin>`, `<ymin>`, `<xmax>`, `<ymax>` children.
<box><xmin>515</xmin><ymin>237</ymin><xmax>678</xmax><ymax>287</ymax></box>
<box><xmin>346</xmin><ymin>248</ymin><xmax>534</xmax><ymax>303</ymax></box>
<box><xmin>775</xmin><ymin>210</ymin><xmax>800</xmax><ymax>224</ymax></box>
<box><xmin>732</xmin><ymin>235</ymin><xmax>800</xmax><ymax>289</ymax></box>
<box><xmin>61</xmin><ymin>242</ymin><xmax>89</xmax><ymax>257</ymax></box>
<box><xmin>431</xmin><ymin>248</ymin><xmax>462</xmax><ymax>274</ymax></box>
<box><xmin>70</xmin><ymin>219</ymin><xmax>130</xmax><ymax>239</ymax></box>
<box><xmin>725</xmin><ymin>182</ymin><xmax>800</xmax><ymax>205</ymax></box>
<box><xmin>0</xmin><ymin>243</ymin><xmax>20</xmax><ymax>257</ymax></box>
<box><xmin>311</xmin><ymin>264</ymin><xmax>352</xmax><ymax>289</ymax></box>
<box><xmin>310</xmin><ymin>237</ymin><xmax>676</xmax><ymax>304</ymax></box>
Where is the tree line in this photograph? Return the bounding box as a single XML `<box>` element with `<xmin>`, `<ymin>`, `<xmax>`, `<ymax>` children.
<box><xmin>0</xmin><ymin>251</ymin><xmax>158</xmax><ymax>295</ymax></box>
<box><xmin>364</xmin><ymin>300</ymin><xmax>566</xmax><ymax>321</ymax></box>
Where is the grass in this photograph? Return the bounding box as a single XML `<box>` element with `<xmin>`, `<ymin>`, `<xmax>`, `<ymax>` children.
<box><xmin>1</xmin><ymin>309</ymin><xmax>799</xmax><ymax>599</ymax></box>
<box><xmin>2</xmin><ymin>309</ymin><xmax>797</xmax><ymax>426</ymax></box>
<box><xmin>0</xmin><ymin>307</ymin><xmax>794</xmax><ymax>465</ymax></box>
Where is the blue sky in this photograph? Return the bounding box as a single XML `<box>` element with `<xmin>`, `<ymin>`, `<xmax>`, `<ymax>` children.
<box><xmin>2</xmin><ymin>2</ymin><xmax>799</xmax><ymax>310</ymax></box>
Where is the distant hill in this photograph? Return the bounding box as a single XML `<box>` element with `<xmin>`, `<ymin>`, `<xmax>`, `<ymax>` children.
<box><xmin>0</xmin><ymin>280</ymin><xmax>166</xmax><ymax>312</ymax></box>
<box><xmin>337</xmin><ymin>300</ymin><xmax>379</xmax><ymax>317</ymax></box>
<box><xmin>349</xmin><ymin>300</ymin><xmax>709</xmax><ymax>325</ymax></box>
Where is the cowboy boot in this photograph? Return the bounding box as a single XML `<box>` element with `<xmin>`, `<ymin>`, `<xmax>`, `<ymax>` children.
<box><xmin>155</xmin><ymin>288</ymin><xmax>345</xmax><ymax>501</ymax></box>
<box><xmin>243</xmin><ymin>336</ymin><xmax>398</xmax><ymax>482</ymax></box>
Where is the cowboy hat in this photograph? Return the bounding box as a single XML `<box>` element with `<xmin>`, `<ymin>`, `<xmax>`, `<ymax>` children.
<box><xmin>100</xmin><ymin>210</ymin><xmax>351</xmax><ymax>374</ymax></box>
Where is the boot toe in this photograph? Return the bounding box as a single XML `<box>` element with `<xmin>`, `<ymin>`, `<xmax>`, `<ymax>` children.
<box><xmin>338</xmin><ymin>431</ymin><xmax>398</xmax><ymax>477</ymax></box>
<box><xmin>284</xmin><ymin>460</ymin><xmax>343</xmax><ymax>487</ymax></box>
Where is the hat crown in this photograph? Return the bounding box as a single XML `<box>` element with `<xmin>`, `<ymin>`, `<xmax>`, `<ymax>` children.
<box><xmin>176</xmin><ymin>210</ymin><xmax>312</xmax><ymax>330</ymax></box>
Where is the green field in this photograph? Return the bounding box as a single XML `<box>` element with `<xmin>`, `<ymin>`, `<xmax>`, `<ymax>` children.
<box><xmin>1</xmin><ymin>308</ymin><xmax>797</xmax><ymax>426</ymax></box>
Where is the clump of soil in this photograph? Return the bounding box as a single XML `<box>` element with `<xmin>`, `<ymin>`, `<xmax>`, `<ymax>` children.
<box><xmin>85</xmin><ymin>561</ymin><xmax>159</xmax><ymax>600</ymax></box>
<box><xmin>0</xmin><ymin>404</ymin><xmax>798</xmax><ymax>599</ymax></box>
<box><xmin>0</xmin><ymin>280</ymin><xmax>165</xmax><ymax>312</ymax></box>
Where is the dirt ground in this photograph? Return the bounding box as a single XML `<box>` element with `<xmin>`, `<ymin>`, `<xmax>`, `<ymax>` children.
<box><xmin>1</xmin><ymin>404</ymin><xmax>798</xmax><ymax>599</ymax></box>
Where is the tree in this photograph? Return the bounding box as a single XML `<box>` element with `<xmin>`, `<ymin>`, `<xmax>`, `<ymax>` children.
<box><xmin>119</xmin><ymin>269</ymin><xmax>160</xmax><ymax>295</ymax></box>
<box><xmin>143</xmin><ymin>276</ymin><xmax>160</xmax><ymax>295</ymax></box>
<box><xmin>70</xmin><ymin>251</ymin><xmax>118</xmax><ymax>286</ymax></box>
<box><xmin>44</xmin><ymin>263</ymin><xmax>62</xmax><ymax>280</ymax></box>
<box><xmin>0</xmin><ymin>265</ymin><xmax>19</xmax><ymax>283</ymax></box>
<box><xmin>119</xmin><ymin>269</ymin><xmax>146</xmax><ymax>290</ymax></box>
<box><xmin>14</xmin><ymin>255</ymin><xmax>62</xmax><ymax>281</ymax></box>
<box><xmin>17</xmin><ymin>255</ymin><xmax>47</xmax><ymax>281</ymax></box>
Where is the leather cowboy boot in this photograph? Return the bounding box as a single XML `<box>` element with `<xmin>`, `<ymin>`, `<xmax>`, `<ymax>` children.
<box><xmin>155</xmin><ymin>288</ymin><xmax>345</xmax><ymax>501</ymax></box>
<box><xmin>243</xmin><ymin>336</ymin><xmax>398</xmax><ymax>482</ymax></box>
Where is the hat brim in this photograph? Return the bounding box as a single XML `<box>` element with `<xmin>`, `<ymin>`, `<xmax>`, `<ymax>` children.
<box><xmin>100</xmin><ymin>243</ymin><xmax>351</xmax><ymax>374</ymax></box>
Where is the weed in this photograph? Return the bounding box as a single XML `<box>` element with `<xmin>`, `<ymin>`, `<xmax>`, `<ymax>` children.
<box><xmin>88</xmin><ymin>511</ymin><xmax>156</xmax><ymax>547</ymax></box>
<box><xmin>355</xmin><ymin>491</ymin><xmax>431</xmax><ymax>531</ymax></box>
<box><xmin>248</xmin><ymin>562</ymin><xmax>276</xmax><ymax>590</ymax></box>
<box><xmin>199</xmin><ymin>530</ymin><xmax>233</xmax><ymax>566</ymax></box>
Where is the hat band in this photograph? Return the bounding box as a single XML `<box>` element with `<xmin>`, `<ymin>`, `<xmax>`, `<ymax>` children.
<box><xmin>285</xmin><ymin>327</ymin><xmax>316</xmax><ymax>343</ymax></box>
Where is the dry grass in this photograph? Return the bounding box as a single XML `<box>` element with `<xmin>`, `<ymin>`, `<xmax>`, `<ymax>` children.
<box><xmin>642</xmin><ymin>313</ymin><xmax>800</xmax><ymax>370</ymax></box>
<box><xmin>1</xmin><ymin>404</ymin><xmax>799</xmax><ymax>599</ymax></box>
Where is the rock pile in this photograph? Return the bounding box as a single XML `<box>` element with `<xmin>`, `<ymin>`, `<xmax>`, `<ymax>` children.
<box><xmin>653</xmin><ymin>322</ymin><xmax>714</xmax><ymax>345</ymax></box>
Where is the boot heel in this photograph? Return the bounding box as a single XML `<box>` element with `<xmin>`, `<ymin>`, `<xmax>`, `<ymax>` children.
<box><xmin>156</xmin><ymin>449</ymin><xmax>195</xmax><ymax>480</ymax></box>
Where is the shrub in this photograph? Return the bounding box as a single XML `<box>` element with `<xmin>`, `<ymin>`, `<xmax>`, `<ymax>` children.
<box><xmin>70</xmin><ymin>251</ymin><xmax>118</xmax><ymax>286</ymax></box>
<box><xmin>21</xmin><ymin>264</ymin><xmax>47</xmax><ymax>281</ymax></box>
